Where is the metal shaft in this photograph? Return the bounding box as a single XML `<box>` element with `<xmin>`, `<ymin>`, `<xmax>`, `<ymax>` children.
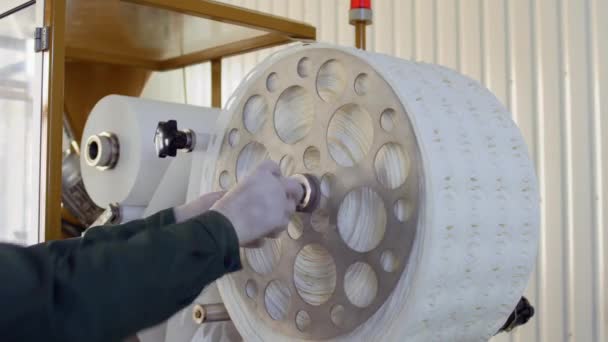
<box><xmin>192</xmin><ymin>303</ymin><xmax>231</xmax><ymax>324</ymax></box>
<box><xmin>355</xmin><ymin>21</ymin><xmax>366</xmax><ymax>50</ymax></box>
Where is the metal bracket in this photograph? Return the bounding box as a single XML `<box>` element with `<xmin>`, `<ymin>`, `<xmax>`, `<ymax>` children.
<box><xmin>88</xmin><ymin>203</ymin><xmax>122</xmax><ymax>229</ymax></box>
<box><xmin>34</xmin><ymin>26</ymin><xmax>50</xmax><ymax>52</ymax></box>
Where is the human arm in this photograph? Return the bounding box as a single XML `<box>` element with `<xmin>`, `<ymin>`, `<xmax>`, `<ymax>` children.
<box><xmin>0</xmin><ymin>160</ymin><xmax>302</xmax><ymax>342</ymax></box>
<box><xmin>0</xmin><ymin>208</ymin><xmax>240</xmax><ymax>342</ymax></box>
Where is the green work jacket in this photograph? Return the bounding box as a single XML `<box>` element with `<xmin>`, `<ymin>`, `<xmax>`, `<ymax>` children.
<box><xmin>0</xmin><ymin>209</ymin><xmax>241</xmax><ymax>342</ymax></box>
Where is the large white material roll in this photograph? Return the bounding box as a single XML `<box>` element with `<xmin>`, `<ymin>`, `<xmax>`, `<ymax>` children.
<box><xmin>81</xmin><ymin>95</ymin><xmax>221</xmax><ymax>207</ymax></box>
<box><xmin>198</xmin><ymin>44</ymin><xmax>539</xmax><ymax>341</ymax></box>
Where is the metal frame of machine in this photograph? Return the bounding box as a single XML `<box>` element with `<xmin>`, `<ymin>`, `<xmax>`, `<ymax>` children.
<box><xmin>5</xmin><ymin>0</ymin><xmax>316</xmax><ymax>241</ymax></box>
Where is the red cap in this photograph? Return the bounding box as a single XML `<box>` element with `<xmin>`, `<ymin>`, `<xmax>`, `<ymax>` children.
<box><xmin>350</xmin><ymin>0</ymin><xmax>371</xmax><ymax>9</ymax></box>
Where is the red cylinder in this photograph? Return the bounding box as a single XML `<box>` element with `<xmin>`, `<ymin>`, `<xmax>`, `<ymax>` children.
<box><xmin>350</xmin><ymin>0</ymin><xmax>371</xmax><ymax>9</ymax></box>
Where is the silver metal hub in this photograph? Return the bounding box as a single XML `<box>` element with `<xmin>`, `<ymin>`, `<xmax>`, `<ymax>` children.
<box><xmin>84</xmin><ymin>131</ymin><xmax>119</xmax><ymax>170</ymax></box>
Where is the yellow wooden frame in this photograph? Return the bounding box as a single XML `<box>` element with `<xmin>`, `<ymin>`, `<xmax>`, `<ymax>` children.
<box><xmin>43</xmin><ymin>0</ymin><xmax>66</xmax><ymax>241</ymax></box>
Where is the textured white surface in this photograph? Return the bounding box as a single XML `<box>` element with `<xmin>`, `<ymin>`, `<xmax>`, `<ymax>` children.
<box><xmin>201</xmin><ymin>44</ymin><xmax>539</xmax><ymax>341</ymax></box>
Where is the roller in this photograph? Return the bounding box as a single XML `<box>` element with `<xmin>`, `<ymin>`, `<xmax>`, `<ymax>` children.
<box><xmin>80</xmin><ymin>95</ymin><xmax>221</xmax><ymax>208</ymax></box>
<box><xmin>196</xmin><ymin>43</ymin><xmax>539</xmax><ymax>341</ymax></box>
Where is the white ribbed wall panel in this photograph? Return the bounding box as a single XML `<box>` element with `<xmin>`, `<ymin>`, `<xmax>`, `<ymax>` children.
<box><xmin>141</xmin><ymin>1</ymin><xmax>608</xmax><ymax>341</ymax></box>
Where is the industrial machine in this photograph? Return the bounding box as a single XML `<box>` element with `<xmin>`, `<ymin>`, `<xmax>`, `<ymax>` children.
<box><xmin>79</xmin><ymin>43</ymin><xmax>539</xmax><ymax>341</ymax></box>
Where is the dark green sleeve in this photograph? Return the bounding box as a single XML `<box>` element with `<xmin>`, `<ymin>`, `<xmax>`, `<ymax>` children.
<box><xmin>0</xmin><ymin>209</ymin><xmax>241</xmax><ymax>342</ymax></box>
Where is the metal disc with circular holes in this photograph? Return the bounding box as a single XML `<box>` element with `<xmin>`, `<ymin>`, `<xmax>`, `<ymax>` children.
<box><xmin>212</xmin><ymin>48</ymin><xmax>421</xmax><ymax>340</ymax></box>
<box><xmin>209</xmin><ymin>43</ymin><xmax>539</xmax><ymax>342</ymax></box>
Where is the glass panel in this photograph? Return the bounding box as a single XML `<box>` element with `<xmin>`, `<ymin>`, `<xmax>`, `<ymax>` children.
<box><xmin>0</xmin><ymin>4</ymin><xmax>41</xmax><ymax>245</ymax></box>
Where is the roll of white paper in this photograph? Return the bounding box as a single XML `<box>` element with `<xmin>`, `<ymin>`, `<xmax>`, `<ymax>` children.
<box><xmin>80</xmin><ymin>95</ymin><xmax>220</xmax><ymax>207</ymax></box>
<box><xmin>204</xmin><ymin>44</ymin><xmax>539</xmax><ymax>342</ymax></box>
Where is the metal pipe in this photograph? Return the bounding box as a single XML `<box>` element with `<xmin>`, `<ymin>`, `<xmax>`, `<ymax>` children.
<box><xmin>355</xmin><ymin>21</ymin><xmax>366</xmax><ymax>50</ymax></box>
<box><xmin>192</xmin><ymin>303</ymin><xmax>231</xmax><ymax>324</ymax></box>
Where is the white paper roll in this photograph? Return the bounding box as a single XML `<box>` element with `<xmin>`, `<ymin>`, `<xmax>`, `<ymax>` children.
<box><xmin>80</xmin><ymin>95</ymin><xmax>220</xmax><ymax>207</ymax></box>
<box><xmin>204</xmin><ymin>44</ymin><xmax>539</xmax><ymax>342</ymax></box>
<box><xmin>143</xmin><ymin>153</ymin><xmax>192</xmax><ymax>217</ymax></box>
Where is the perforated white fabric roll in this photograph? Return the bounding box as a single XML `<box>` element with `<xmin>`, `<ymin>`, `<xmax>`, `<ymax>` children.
<box><xmin>200</xmin><ymin>44</ymin><xmax>539</xmax><ymax>342</ymax></box>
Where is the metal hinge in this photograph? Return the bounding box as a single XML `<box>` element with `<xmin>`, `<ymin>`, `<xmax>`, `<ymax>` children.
<box><xmin>34</xmin><ymin>26</ymin><xmax>50</xmax><ymax>52</ymax></box>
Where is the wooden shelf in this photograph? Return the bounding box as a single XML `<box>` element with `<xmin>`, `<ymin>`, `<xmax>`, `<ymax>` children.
<box><xmin>64</xmin><ymin>0</ymin><xmax>316</xmax><ymax>70</ymax></box>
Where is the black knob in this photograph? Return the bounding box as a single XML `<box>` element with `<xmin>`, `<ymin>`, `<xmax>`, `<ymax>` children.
<box><xmin>154</xmin><ymin>120</ymin><xmax>195</xmax><ymax>158</ymax></box>
<box><xmin>498</xmin><ymin>296</ymin><xmax>535</xmax><ymax>333</ymax></box>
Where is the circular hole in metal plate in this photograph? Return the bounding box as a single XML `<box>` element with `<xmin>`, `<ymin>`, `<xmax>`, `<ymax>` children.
<box><xmin>243</xmin><ymin>95</ymin><xmax>268</xmax><ymax>134</ymax></box>
<box><xmin>236</xmin><ymin>142</ymin><xmax>270</xmax><ymax>182</ymax></box>
<box><xmin>380</xmin><ymin>249</ymin><xmax>399</xmax><ymax>272</ymax></box>
<box><xmin>393</xmin><ymin>198</ymin><xmax>412</xmax><ymax>222</ymax></box>
<box><xmin>316</xmin><ymin>59</ymin><xmax>346</xmax><ymax>102</ymax></box>
<box><xmin>295</xmin><ymin>310</ymin><xmax>311</xmax><ymax>332</ymax></box>
<box><xmin>320</xmin><ymin>173</ymin><xmax>334</xmax><ymax>198</ymax></box>
<box><xmin>330</xmin><ymin>304</ymin><xmax>345</xmax><ymax>327</ymax></box>
<box><xmin>354</xmin><ymin>73</ymin><xmax>370</xmax><ymax>96</ymax></box>
<box><xmin>374</xmin><ymin>143</ymin><xmax>409</xmax><ymax>190</ymax></box>
<box><xmin>338</xmin><ymin>187</ymin><xmax>387</xmax><ymax>252</ymax></box>
<box><xmin>344</xmin><ymin>262</ymin><xmax>378</xmax><ymax>308</ymax></box>
<box><xmin>265</xmin><ymin>279</ymin><xmax>291</xmax><ymax>320</ymax></box>
<box><xmin>266</xmin><ymin>72</ymin><xmax>279</xmax><ymax>92</ymax></box>
<box><xmin>294</xmin><ymin>244</ymin><xmax>337</xmax><ymax>306</ymax></box>
<box><xmin>297</xmin><ymin>57</ymin><xmax>312</xmax><ymax>78</ymax></box>
<box><xmin>279</xmin><ymin>154</ymin><xmax>295</xmax><ymax>176</ymax></box>
<box><xmin>327</xmin><ymin>103</ymin><xmax>374</xmax><ymax>167</ymax></box>
<box><xmin>287</xmin><ymin>215</ymin><xmax>304</xmax><ymax>240</ymax></box>
<box><xmin>245</xmin><ymin>279</ymin><xmax>258</xmax><ymax>299</ymax></box>
<box><xmin>228</xmin><ymin>128</ymin><xmax>240</xmax><ymax>147</ymax></box>
<box><xmin>380</xmin><ymin>108</ymin><xmax>396</xmax><ymax>132</ymax></box>
<box><xmin>219</xmin><ymin>170</ymin><xmax>232</xmax><ymax>190</ymax></box>
<box><xmin>303</xmin><ymin>146</ymin><xmax>320</xmax><ymax>170</ymax></box>
<box><xmin>244</xmin><ymin>238</ymin><xmax>281</xmax><ymax>275</ymax></box>
<box><xmin>274</xmin><ymin>86</ymin><xmax>315</xmax><ymax>144</ymax></box>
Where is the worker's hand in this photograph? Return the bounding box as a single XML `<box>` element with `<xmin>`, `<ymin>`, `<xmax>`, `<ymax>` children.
<box><xmin>174</xmin><ymin>191</ymin><xmax>226</xmax><ymax>223</ymax></box>
<box><xmin>211</xmin><ymin>160</ymin><xmax>304</xmax><ymax>246</ymax></box>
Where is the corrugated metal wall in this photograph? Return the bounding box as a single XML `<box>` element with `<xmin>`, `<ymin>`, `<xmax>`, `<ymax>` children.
<box><xmin>142</xmin><ymin>1</ymin><xmax>608</xmax><ymax>341</ymax></box>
